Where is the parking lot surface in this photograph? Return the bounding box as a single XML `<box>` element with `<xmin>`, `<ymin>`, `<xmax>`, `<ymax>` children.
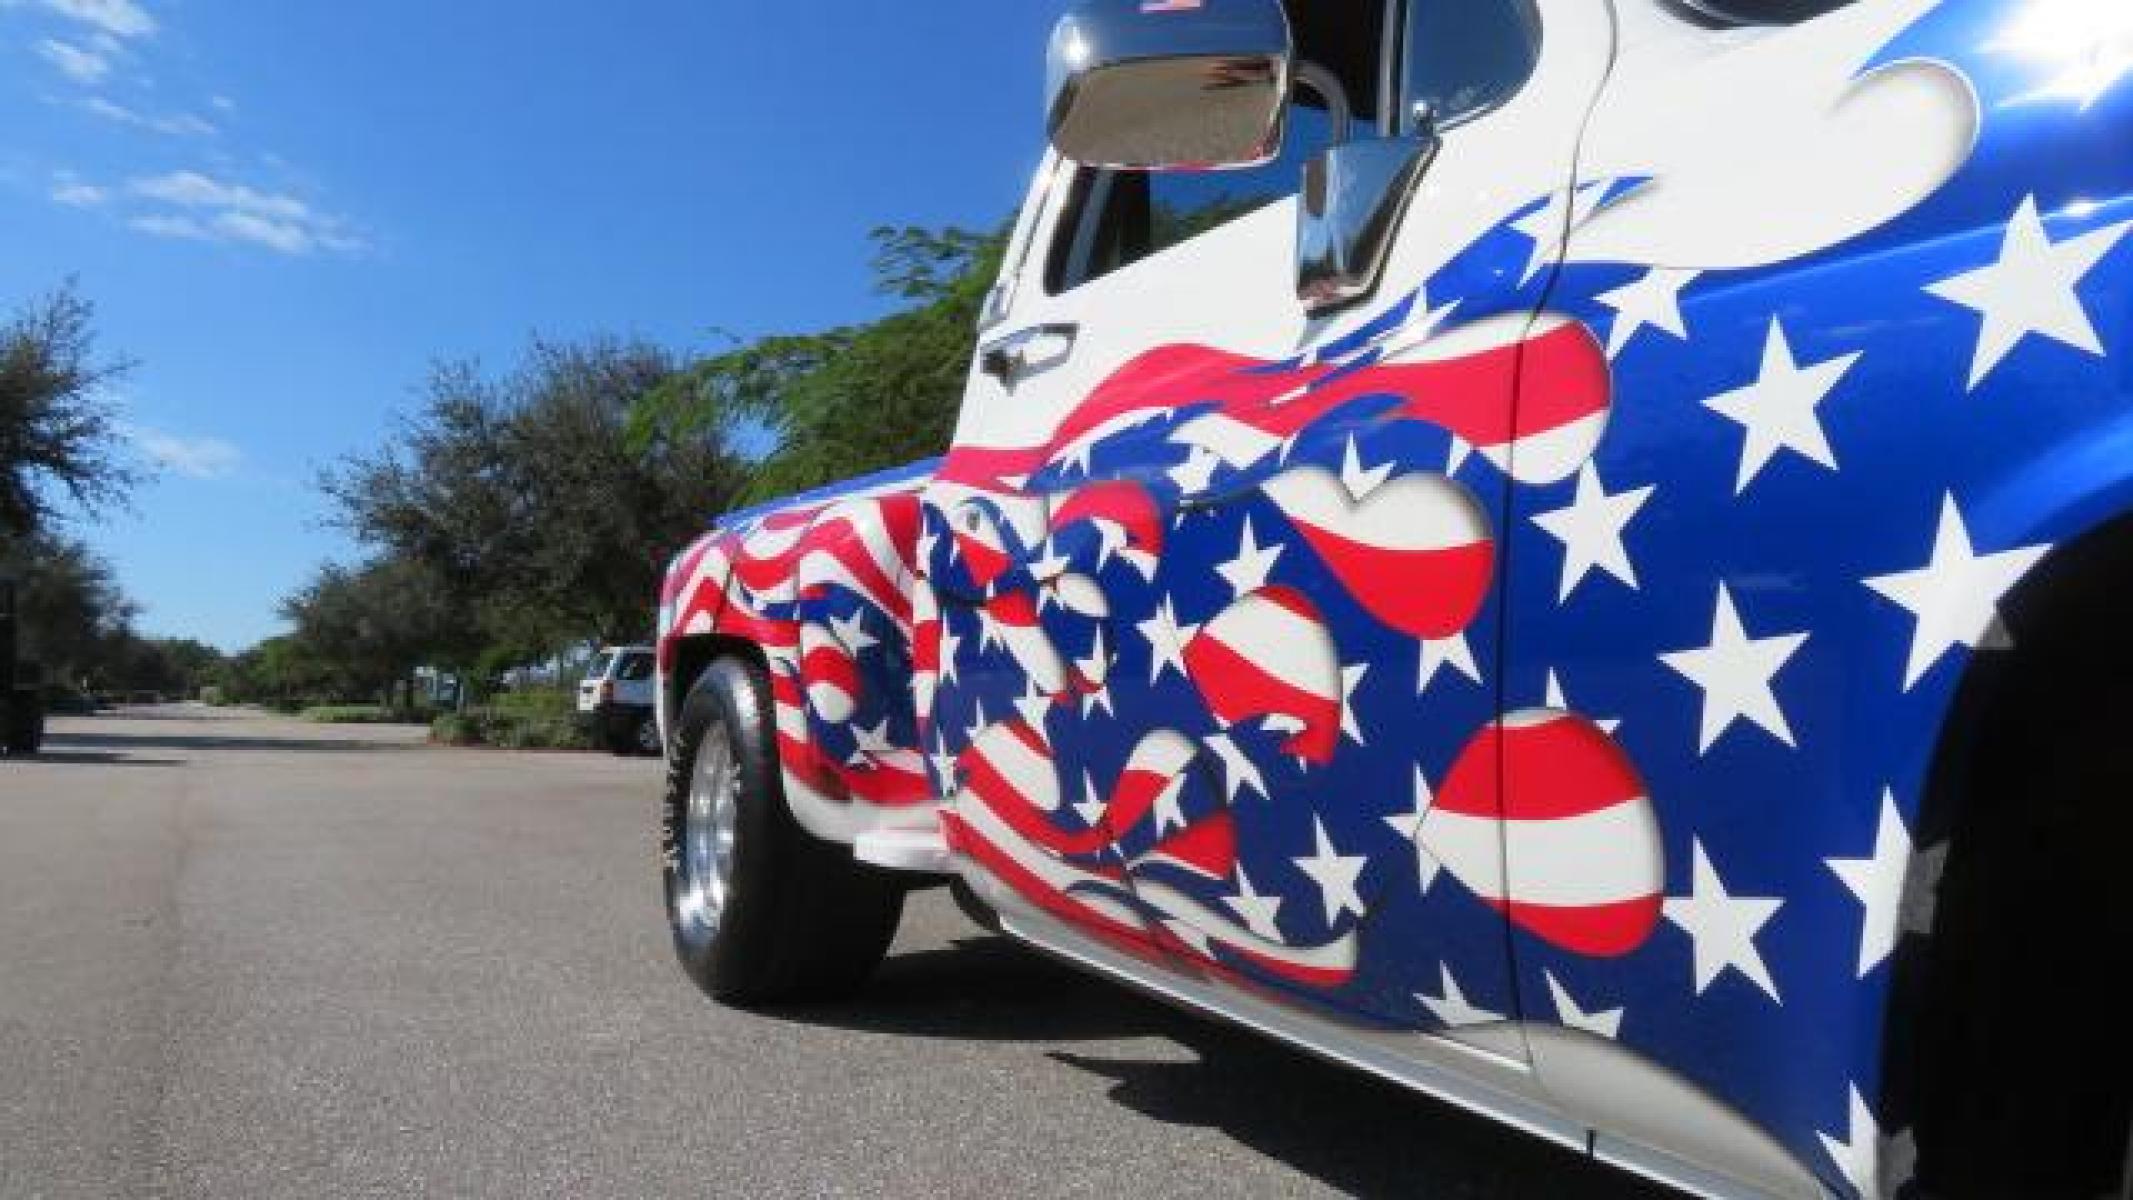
<box><xmin>0</xmin><ymin>706</ymin><xmax>1676</xmax><ymax>1198</ymax></box>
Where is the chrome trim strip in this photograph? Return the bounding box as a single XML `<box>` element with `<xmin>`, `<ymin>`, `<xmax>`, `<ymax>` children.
<box><xmin>1594</xmin><ymin>1135</ymin><xmax>1821</xmax><ymax>1200</ymax></box>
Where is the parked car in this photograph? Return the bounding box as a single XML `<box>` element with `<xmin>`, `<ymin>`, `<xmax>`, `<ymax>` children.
<box><xmin>578</xmin><ymin>646</ymin><xmax>659</xmax><ymax>756</ymax></box>
<box><xmin>655</xmin><ymin>1</ymin><xmax>2133</xmax><ymax>1196</ymax></box>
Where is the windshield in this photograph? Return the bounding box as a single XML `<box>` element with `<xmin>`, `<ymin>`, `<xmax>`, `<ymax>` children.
<box><xmin>586</xmin><ymin>652</ymin><xmax>616</xmax><ymax>681</ymax></box>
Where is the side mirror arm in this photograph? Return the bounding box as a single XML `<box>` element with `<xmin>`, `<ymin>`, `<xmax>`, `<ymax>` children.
<box><xmin>1296</xmin><ymin>132</ymin><xmax>1441</xmax><ymax>316</ymax></box>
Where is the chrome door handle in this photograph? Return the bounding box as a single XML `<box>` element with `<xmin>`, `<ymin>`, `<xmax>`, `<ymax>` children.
<box><xmin>980</xmin><ymin>323</ymin><xmax>1079</xmax><ymax>386</ymax></box>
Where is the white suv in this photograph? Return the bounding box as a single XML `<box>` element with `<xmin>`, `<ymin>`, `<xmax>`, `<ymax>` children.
<box><xmin>577</xmin><ymin>646</ymin><xmax>658</xmax><ymax>757</ymax></box>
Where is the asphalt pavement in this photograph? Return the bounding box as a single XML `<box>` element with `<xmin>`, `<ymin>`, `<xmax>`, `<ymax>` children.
<box><xmin>0</xmin><ymin>706</ymin><xmax>1677</xmax><ymax>1199</ymax></box>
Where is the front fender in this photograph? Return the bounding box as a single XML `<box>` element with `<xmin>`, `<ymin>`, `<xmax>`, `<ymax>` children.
<box><xmin>657</xmin><ymin>462</ymin><xmax>943</xmax><ymax>843</ymax></box>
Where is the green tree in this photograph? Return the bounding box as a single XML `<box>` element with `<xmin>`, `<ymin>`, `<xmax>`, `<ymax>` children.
<box><xmin>321</xmin><ymin>337</ymin><xmax>747</xmax><ymax>669</ymax></box>
<box><xmin>0</xmin><ymin>531</ymin><xmax>134</xmax><ymax>684</ymax></box>
<box><xmin>0</xmin><ymin>286</ymin><xmax>139</xmax><ymax>542</ymax></box>
<box><xmin>279</xmin><ymin>557</ymin><xmax>456</xmax><ymax>707</ymax></box>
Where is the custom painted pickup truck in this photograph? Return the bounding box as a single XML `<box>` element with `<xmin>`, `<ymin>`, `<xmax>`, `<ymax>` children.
<box><xmin>654</xmin><ymin>1</ymin><xmax>2132</xmax><ymax>1195</ymax></box>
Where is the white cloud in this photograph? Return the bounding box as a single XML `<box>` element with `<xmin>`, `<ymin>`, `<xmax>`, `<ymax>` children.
<box><xmin>37</xmin><ymin>0</ymin><xmax>155</xmax><ymax>40</ymax></box>
<box><xmin>82</xmin><ymin>96</ymin><xmax>217</xmax><ymax>137</ymax></box>
<box><xmin>209</xmin><ymin>94</ymin><xmax>234</xmax><ymax>113</ymax></box>
<box><xmin>127</xmin><ymin>212</ymin><xmax>212</xmax><ymax>240</ymax></box>
<box><xmin>123</xmin><ymin>170</ymin><xmax>364</xmax><ymax>257</ymax></box>
<box><xmin>128</xmin><ymin>427</ymin><xmax>242</xmax><ymax>480</ymax></box>
<box><xmin>50</xmin><ymin>177</ymin><xmax>107</xmax><ymax>207</ymax></box>
<box><xmin>37</xmin><ymin>35</ymin><xmax>108</xmax><ymax>81</ymax></box>
<box><xmin>131</xmin><ymin>170</ymin><xmax>304</xmax><ymax>219</ymax></box>
<box><xmin>211</xmin><ymin>210</ymin><xmax>312</xmax><ymax>255</ymax></box>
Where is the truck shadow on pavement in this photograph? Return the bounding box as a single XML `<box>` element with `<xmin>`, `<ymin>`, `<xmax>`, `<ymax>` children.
<box><xmin>791</xmin><ymin>933</ymin><xmax>1680</xmax><ymax>1200</ymax></box>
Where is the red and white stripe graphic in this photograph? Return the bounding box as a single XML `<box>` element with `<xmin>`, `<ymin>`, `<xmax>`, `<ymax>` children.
<box><xmin>1420</xmin><ymin>710</ymin><xmax>1663</xmax><ymax>957</ymax></box>
<box><xmin>798</xmin><ymin>621</ymin><xmax>858</xmax><ymax>724</ymax></box>
<box><xmin>1133</xmin><ymin>877</ymin><xmax>1359</xmax><ymax>990</ymax></box>
<box><xmin>935</xmin><ymin>310</ymin><xmax>1611</xmax><ymax>496</ymax></box>
<box><xmin>1103</xmin><ymin>729</ymin><xmax>1202</xmax><ymax>835</ymax></box>
<box><xmin>769</xmin><ymin>665</ymin><xmax>931</xmax><ymax>813</ymax></box>
<box><xmin>729</xmin><ymin>509</ymin><xmax>820</xmax><ymax>601</ymax></box>
<box><xmin>983</xmin><ymin>590</ymin><xmax>1068</xmax><ymax>695</ymax></box>
<box><xmin>1182</xmin><ymin>587</ymin><xmax>1343</xmax><ymax>764</ymax></box>
<box><xmin>955</xmin><ymin>719</ymin><xmax>1113</xmax><ymax>859</ymax></box>
<box><xmin>939</xmin><ymin>803</ymin><xmax>1159</xmax><ymax>958</ymax></box>
<box><xmin>796</xmin><ymin>497</ymin><xmax>920</xmax><ymax>627</ymax></box>
<box><xmin>910</xmin><ymin>578</ymin><xmax>942</xmax><ymax>727</ymax></box>
<box><xmin>1262</xmin><ymin>465</ymin><xmax>1495</xmax><ymax>640</ymax></box>
<box><xmin>1049</xmin><ymin>479</ymin><xmax>1166</xmax><ymax>573</ymax></box>
<box><xmin>951</xmin><ymin>509</ymin><xmax>1015</xmax><ymax>590</ymax></box>
<box><xmin>1382</xmin><ymin>312</ymin><xmax>1613</xmax><ymax>487</ymax></box>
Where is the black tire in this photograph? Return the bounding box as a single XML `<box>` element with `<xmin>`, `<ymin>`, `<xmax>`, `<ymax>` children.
<box><xmin>1901</xmin><ymin>539</ymin><xmax>2133</xmax><ymax>1199</ymax></box>
<box><xmin>661</xmin><ymin>656</ymin><xmax>903</xmax><ymax>1005</ymax></box>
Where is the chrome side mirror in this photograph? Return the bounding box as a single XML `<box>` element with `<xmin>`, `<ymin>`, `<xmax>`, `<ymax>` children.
<box><xmin>1046</xmin><ymin>0</ymin><xmax>1294</xmax><ymax>171</ymax></box>
<box><xmin>1297</xmin><ymin>134</ymin><xmax>1439</xmax><ymax>315</ymax></box>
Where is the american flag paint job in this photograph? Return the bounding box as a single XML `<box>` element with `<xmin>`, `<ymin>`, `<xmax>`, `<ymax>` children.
<box><xmin>657</xmin><ymin>2</ymin><xmax>2133</xmax><ymax>1194</ymax></box>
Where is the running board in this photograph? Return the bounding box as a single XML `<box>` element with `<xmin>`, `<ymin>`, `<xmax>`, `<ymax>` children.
<box><xmin>852</xmin><ymin>825</ymin><xmax>952</xmax><ymax>874</ymax></box>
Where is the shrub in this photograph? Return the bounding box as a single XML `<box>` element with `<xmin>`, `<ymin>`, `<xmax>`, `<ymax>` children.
<box><xmin>430</xmin><ymin>712</ymin><xmax>486</xmax><ymax>746</ymax></box>
<box><xmin>302</xmin><ymin>704</ymin><xmax>439</xmax><ymax>725</ymax></box>
<box><xmin>429</xmin><ymin>707</ymin><xmax>598</xmax><ymax>752</ymax></box>
<box><xmin>42</xmin><ymin>686</ymin><xmax>97</xmax><ymax>715</ymax></box>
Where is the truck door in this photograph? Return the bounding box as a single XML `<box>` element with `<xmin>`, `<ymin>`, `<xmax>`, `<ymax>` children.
<box><xmin>923</xmin><ymin>0</ymin><xmax>1617</xmax><ymax>1039</ymax></box>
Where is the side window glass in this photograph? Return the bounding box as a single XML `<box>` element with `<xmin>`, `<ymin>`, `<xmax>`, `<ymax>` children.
<box><xmin>620</xmin><ymin>654</ymin><xmax>654</xmax><ymax>682</ymax></box>
<box><xmin>1048</xmin><ymin>100</ymin><xmax>1342</xmax><ymax>294</ymax></box>
<box><xmin>1400</xmin><ymin>0</ymin><xmax>1542</xmax><ymax>133</ymax></box>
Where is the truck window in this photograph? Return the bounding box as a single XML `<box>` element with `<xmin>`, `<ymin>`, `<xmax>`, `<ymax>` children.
<box><xmin>1046</xmin><ymin>0</ymin><xmax>1386</xmax><ymax>295</ymax></box>
<box><xmin>587</xmin><ymin>652</ymin><xmax>616</xmax><ymax>681</ymax></box>
<box><xmin>619</xmin><ymin>653</ymin><xmax>655</xmax><ymax>682</ymax></box>
<box><xmin>1398</xmin><ymin>0</ymin><xmax>1543</xmax><ymax>134</ymax></box>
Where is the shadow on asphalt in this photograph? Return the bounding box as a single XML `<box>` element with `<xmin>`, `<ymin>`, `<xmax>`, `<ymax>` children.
<box><xmin>786</xmin><ymin>934</ymin><xmax>1681</xmax><ymax>1200</ymax></box>
<box><xmin>17</xmin><ymin>749</ymin><xmax>184</xmax><ymax>767</ymax></box>
<box><xmin>42</xmin><ymin>731</ymin><xmax>409</xmax><ymax>756</ymax></box>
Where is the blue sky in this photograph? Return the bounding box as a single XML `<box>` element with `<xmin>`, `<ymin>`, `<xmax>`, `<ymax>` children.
<box><xmin>1</xmin><ymin>0</ymin><xmax>1060</xmax><ymax>650</ymax></box>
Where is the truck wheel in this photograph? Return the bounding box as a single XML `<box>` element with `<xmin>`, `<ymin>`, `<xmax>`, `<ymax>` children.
<box><xmin>661</xmin><ymin>656</ymin><xmax>903</xmax><ymax>1005</ymax></box>
<box><xmin>1902</xmin><ymin>533</ymin><xmax>2133</xmax><ymax>1198</ymax></box>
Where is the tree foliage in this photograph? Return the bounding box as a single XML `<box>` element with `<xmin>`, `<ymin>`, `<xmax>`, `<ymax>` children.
<box><xmin>276</xmin><ymin>557</ymin><xmax>456</xmax><ymax>704</ymax></box>
<box><xmin>320</xmin><ymin>335</ymin><xmax>749</xmax><ymax>676</ymax></box>
<box><xmin>0</xmin><ymin>285</ymin><xmax>157</xmax><ymax>697</ymax></box>
<box><xmin>3</xmin><ymin>531</ymin><xmax>133</xmax><ymax>676</ymax></box>
<box><xmin>0</xmin><ymin>285</ymin><xmax>138</xmax><ymax>541</ymax></box>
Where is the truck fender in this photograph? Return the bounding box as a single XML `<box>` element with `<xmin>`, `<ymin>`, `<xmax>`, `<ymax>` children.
<box><xmin>657</xmin><ymin>470</ymin><xmax>942</xmax><ymax>844</ymax></box>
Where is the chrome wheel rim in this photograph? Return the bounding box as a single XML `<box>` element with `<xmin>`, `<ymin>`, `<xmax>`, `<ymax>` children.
<box><xmin>677</xmin><ymin>721</ymin><xmax>740</xmax><ymax>938</ymax></box>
